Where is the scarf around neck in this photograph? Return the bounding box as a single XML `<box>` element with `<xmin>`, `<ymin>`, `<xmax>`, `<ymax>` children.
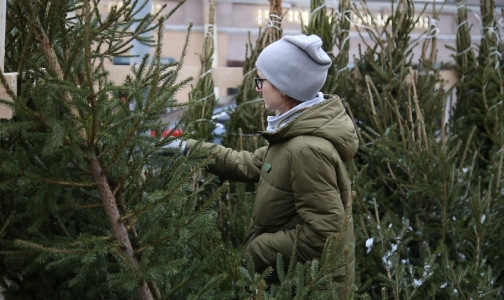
<box><xmin>266</xmin><ymin>92</ymin><xmax>325</xmax><ymax>132</ymax></box>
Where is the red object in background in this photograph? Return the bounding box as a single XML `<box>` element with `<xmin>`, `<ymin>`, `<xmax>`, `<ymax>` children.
<box><xmin>151</xmin><ymin>128</ymin><xmax>183</xmax><ymax>138</ymax></box>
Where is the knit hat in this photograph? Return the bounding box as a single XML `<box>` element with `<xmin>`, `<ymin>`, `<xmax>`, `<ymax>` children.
<box><xmin>256</xmin><ymin>35</ymin><xmax>331</xmax><ymax>101</ymax></box>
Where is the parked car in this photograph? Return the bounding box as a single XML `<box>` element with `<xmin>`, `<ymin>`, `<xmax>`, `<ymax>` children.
<box><xmin>150</xmin><ymin>128</ymin><xmax>183</xmax><ymax>139</ymax></box>
<box><xmin>154</xmin><ymin>102</ymin><xmax>236</xmax><ymax>145</ymax></box>
<box><xmin>210</xmin><ymin>102</ymin><xmax>235</xmax><ymax>144</ymax></box>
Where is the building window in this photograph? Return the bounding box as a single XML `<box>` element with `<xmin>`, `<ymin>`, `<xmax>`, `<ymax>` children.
<box><xmin>113</xmin><ymin>56</ymin><xmax>130</xmax><ymax>65</ymax></box>
<box><xmin>227</xmin><ymin>60</ymin><xmax>245</xmax><ymax>68</ymax></box>
<box><xmin>113</xmin><ymin>57</ymin><xmax>176</xmax><ymax>65</ymax></box>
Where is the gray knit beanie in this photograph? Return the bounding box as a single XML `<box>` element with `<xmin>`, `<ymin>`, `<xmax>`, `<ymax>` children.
<box><xmin>256</xmin><ymin>34</ymin><xmax>331</xmax><ymax>101</ymax></box>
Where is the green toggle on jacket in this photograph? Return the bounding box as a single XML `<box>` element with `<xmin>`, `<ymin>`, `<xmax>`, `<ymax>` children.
<box><xmin>186</xmin><ymin>94</ymin><xmax>358</xmax><ymax>296</ymax></box>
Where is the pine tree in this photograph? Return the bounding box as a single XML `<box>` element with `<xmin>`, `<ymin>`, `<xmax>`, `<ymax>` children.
<box><xmin>0</xmin><ymin>1</ymin><xmax>232</xmax><ymax>299</ymax></box>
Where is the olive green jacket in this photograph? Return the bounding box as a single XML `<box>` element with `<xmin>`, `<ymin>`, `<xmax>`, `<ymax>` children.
<box><xmin>186</xmin><ymin>95</ymin><xmax>358</xmax><ymax>294</ymax></box>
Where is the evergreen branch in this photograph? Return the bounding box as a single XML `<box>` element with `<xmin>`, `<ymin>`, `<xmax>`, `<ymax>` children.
<box><xmin>360</xmin><ymin>130</ymin><xmax>376</xmax><ymax>143</ymax></box>
<box><xmin>35</xmin><ymin>17</ymin><xmax>83</xmax><ymax>125</ymax></box>
<box><xmin>76</xmin><ymin>204</ymin><xmax>103</xmax><ymax>209</ymax></box>
<box><xmin>102</xmin><ymin>23</ymin><xmax>192</xmax><ymax>174</ymax></box>
<box><xmin>84</xmin><ymin>0</ymin><xmax>94</xmax><ymax>95</ymax></box>
<box><xmin>165</xmin><ymin>273</ymin><xmax>196</xmax><ymax>298</ymax></box>
<box><xmin>386</xmin><ymin>161</ymin><xmax>406</xmax><ymax>195</ymax></box>
<box><xmin>406</xmin><ymin>80</ymin><xmax>415</xmax><ymax>143</ymax></box>
<box><xmin>141</xmin><ymin>18</ymin><xmax>167</xmax><ymax>120</ymax></box>
<box><xmin>459</xmin><ymin>126</ymin><xmax>477</xmax><ymax>169</ymax></box>
<box><xmin>101</xmin><ymin>118</ymin><xmax>143</xmax><ymax>175</ymax></box>
<box><xmin>286</xmin><ymin>225</ymin><xmax>301</xmax><ymax>277</ymax></box>
<box><xmin>164</xmin><ymin>0</ymin><xmax>187</xmax><ymax>20</ymax></box>
<box><xmin>84</xmin><ymin>0</ymin><xmax>98</xmax><ymax>149</ymax></box>
<box><xmin>391</xmin><ymin>99</ymin><xmax>407</xmax><ymax>150</ymax></box>
<box><xmin>14</xmin><ymin>240</ymin><xmax>86</xmax><ymax>255</ymax></box>
<box><xmin>495</xmin><ymin>146</ymin><xmax>503</xmax><ymax>196</ymax></box>
<box><xmin>15</xmin><ymin>12</ymin><xmax>36</xmax><ymax>75</ymax></box>
<box><xmin>440</xmin><ymin>96</ymin><xmax>447</xmax><ymax>152</ymax></box>
<box><xmin>185</xmin><ymin>181</ymin><xmax>229</xmax><ymax>227</ymax></box>
<box><xmin>373</xmin><ymin>198</ymin><xmax>392</xmax><ymax>281</ymax></box>
<box><xmin>113</xmin><ymin>248</ymin><xmax>141</xmax><ymax>278</ymax></box>
<box><xmin>0</xmin><ymin>72</ymin><xmax>45</xmax><ymax>124</ymax></box>
<box><xmin>409</xmin><ymin>67</ymin><xmax>429</xmax><ymax>151</ymax></box>
<box><xmin>0</xmin><ymin>250</ymin><xmax>39</xmax><ymax>255</ymax></box>
<box><xmin>22</xmin><ymin>172</ymin><xmax>95</xmax><ymax>187</ymax></box>
<box><xmin>365</xmin><ymin>75</ymin><xmax>383</xmax><ymax>134</ymax></box>
<box><xmin>22</xmin><ymin>10</ymin><xmax>90</xmax><ymax>150</ymax></box>
<box><xmin>343</xmin><ymin>101</ymin><xmax>364</xmax><ymax>145</ymax></box>
<box><xmin>0</xmin><ymin>211</ymin><xmax>16</xmax><ymax>238</ymax></box>
<box><xmin>120</xmin><ymin>152</ymin><xmax>217</xmax><ymax>222</ymax></box>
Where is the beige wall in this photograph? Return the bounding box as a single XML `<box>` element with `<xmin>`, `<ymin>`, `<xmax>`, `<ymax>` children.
<box><xmin>0</xmin><ymin>73</ymin><xmax>16</xmax><ymax>119</ymax></box>
<box><xmin>97</xmin><ymin>1</ymin><xmax>483</xmax><ymax>105</ymax></box>
<box><xmin>98</xmin><ymin>0</ymin><xmax>487</xmax><ymax>69</ymax></box>
<box><xmin>103</xmin><ymin>63</ymin><xmax>457</xmax><ymax>104</ymax></box>
<box><xmin>105</xmin><ymin>64</ymin><xmax>244</xmax><ymax>103</ymax></box>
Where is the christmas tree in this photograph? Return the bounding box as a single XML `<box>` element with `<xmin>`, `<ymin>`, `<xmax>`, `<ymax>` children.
<box><xmin>337</xmin><ymin>0</ymin><xmax>504</xmax><ymax>298</ymax></box>
<box><xmin>451</xmin><ymin>0</ymin><xmax>504</xmax><ymax>173</ymax></box>
<box><xmin>1</xmin><ymin>0</ymin><xmax>503</xmax><ymax>298</ymax></box>
<box><xmin>0</xmin><ymin>0</ymin><xmax>231</xmax><ymax>298</ymax></box>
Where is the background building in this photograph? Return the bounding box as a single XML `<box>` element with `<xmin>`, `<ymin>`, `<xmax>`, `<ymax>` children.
<box><xmin>97</xmin><ymin>0</ymin><xmax>495</xmax><ymax>103</ymax></box>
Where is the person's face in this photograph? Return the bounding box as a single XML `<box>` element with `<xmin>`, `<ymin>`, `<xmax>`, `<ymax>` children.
<box><xmin>255</xmin><ymin>70</ymin><xmax>285</xmax><ymax>112</ymax></box>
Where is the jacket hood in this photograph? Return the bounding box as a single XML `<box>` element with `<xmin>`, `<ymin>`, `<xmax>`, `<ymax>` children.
<box><xmin>260</xmin><ymin>95</ymin><xmax>359</xmax><ymax>161</ymax></box>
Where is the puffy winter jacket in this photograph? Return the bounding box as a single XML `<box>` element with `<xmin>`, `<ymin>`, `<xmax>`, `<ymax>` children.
<box><xmin>185</xmin><ymin>94</ymin><xmax>358</xmax><ymax>297</ymax></box>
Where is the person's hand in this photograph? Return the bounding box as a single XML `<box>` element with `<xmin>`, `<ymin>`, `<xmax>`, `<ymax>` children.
<box><xmin>158</xmin><ymin>139</ymin><xmax>186</xmax><ymax>156</ymax></box>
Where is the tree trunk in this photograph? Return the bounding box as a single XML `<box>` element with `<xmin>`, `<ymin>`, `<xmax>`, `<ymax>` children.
<box><xmin>87</xmin><ymin>157</ymin><xmax>153</xmax><ymax>300</ymax></box>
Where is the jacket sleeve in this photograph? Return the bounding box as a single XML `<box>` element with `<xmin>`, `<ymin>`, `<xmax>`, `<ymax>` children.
<box><xmin>246</xmin><ymin>146</ymin><xmax>347</xmax><ymax>271</ymax></box>
<box><xmin>185</xmin><ymin>139</ymin><xmax>266</xmax><ymax>183</ymax></box>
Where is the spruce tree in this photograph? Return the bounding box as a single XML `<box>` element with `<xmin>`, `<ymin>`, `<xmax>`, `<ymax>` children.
<box><xmin>186</xmin><ymin>0</ymin><xmax>217</xmax><ymax>143</ymax></box>
<box><xmin>331</xmin><ymin>0</ymin><xmax>504</xmax><ymax>298</ymax></box>
<box><xmin>0</xmin><ymin>1</ymin><xmax>232</xmax><ymax>299</ymax></box>
<box><xmin>451</xmin><ymin>0</ymin><xmax>504</xmax><ymax>173</ymax></box>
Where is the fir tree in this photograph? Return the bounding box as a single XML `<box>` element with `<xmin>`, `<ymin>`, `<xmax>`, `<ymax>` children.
<box><xmin>0</xmin><ymin>1</ymin><xmax>232</xmax><ymax>299</ymax></box>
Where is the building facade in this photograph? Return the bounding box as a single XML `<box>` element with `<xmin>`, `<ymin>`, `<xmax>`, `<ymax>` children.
<box><xmin>97</xmin><ymin>0</ymin><xmax>500</xmax><ymax>102</ymax></box>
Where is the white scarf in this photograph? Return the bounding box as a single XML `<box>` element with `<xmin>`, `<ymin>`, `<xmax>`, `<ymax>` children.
<box><xmin>266</xmin><ymin>92</ymin><xmax>325</xmax><ymax>132</ymax></box>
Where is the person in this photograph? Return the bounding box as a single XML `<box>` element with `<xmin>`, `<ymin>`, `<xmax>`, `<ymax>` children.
<box><xmin>177</xmin><ymin>34</ymin><xmax>358</xmax><ymax>297</ymax></box>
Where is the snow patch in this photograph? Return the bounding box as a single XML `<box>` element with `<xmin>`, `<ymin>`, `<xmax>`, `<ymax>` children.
<box><xmin>366</xmin><ymin>237</ymin><xmax>374</xmax><ymax>254</ymax></box>
<box><xmin>413</xmin><ymin>279</ymin><xmax>423</xmax><ymax>288</ymax></box>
